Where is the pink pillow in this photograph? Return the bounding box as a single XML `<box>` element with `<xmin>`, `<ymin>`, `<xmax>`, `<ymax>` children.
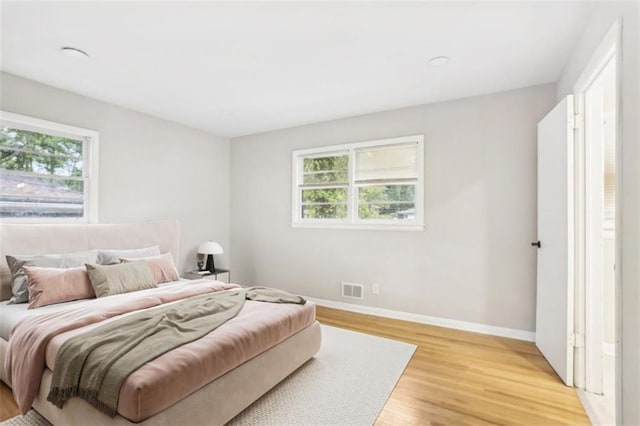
<box><xmin>24</xmin><ymin>266</ymin><xmax>96</xmax><ymax>309</ymax></box>
<box><xmin>120</xmin><ymin>253</ymin><xmax>179</xmax><ymax>284</ymax></box>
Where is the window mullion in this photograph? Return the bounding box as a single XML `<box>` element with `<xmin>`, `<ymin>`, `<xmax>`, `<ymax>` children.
<box><xmin>299</xmin><ymin>183</ymin><xmax>348</xmax><ymax>189</ymax></box>
<box><xmin>0</xmin><ymin>169</ymin><xmax>86</xmax><ymax>181</ymax></box>
<box><xmin>348</xmin><ymin>148</ymin><xmax>356</xmax><ymax>224</ymax></box>
<box><xmin>82</xmin><ymin>138</ymin><xmax>89</xmax><ymax>222</ymax></box>
<box><xmin>0</xmin><ymin>146</ymin><xmax>82</xmax><ymax>161</ymax></box>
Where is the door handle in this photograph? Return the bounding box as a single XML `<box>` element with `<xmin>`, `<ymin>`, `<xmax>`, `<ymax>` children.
<box><xmin>531</xmin><ymin>241</ymin><xmax>541</xmax><ymax>248</ymax></box>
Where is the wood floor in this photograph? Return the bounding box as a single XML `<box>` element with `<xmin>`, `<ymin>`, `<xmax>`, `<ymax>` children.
<box><xmin>0</xmin><ymin>381</ymin><xmax>19</xmax><ymax>421</ymax></box>
<box><xmin>0</xmin><ymin>306</ymin><xmax>590</xmax><ymax>425</ymax></box>
<box><xmin>315</xmin><ymin>306</ymin><xmax>589</xmax><ymax>425</ymax></box>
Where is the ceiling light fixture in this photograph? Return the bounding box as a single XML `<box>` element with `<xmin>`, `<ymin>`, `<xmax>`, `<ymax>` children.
<box><xmin>428</xmin><ymin>56</ymin><xmax>450</xmax><ymax>66</ymax></box>
<box><xmin>61</xmin><ymin>47</ymin><xmax>89</xmax><ymax>59</ymax></box>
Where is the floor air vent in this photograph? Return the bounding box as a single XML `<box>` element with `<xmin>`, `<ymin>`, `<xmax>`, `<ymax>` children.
<box><xmin>341</xmin><ymin>282</ymin><xmax>364</xmax><ymax>300</ymax></box>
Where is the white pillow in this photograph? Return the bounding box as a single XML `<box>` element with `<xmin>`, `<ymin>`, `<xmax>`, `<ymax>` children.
<box><xmin>6</xmin><ymin>250</ymin><xmax>98</xmax><ymax>304</ymax></box>
<box><xmin>96</xmin><ymin>245</ymin><xmax>161</xmax><ymax>265</ymax></box>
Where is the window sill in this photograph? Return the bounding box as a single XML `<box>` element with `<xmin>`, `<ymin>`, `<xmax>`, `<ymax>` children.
<box><xmin>291</xmin><ymin>222</ymin><xmax>424</xmax><ymax>231</ymax></box>
<box><xmin>0</xmin><ymin>217</ymin><xmax>90</xmax><ymax>224</ymax></box>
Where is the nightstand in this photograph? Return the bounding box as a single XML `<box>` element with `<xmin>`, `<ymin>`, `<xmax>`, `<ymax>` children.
<box><xmin>184</xmin><ymin>268</ymin><xmax>230</xmax><ymax>283</ymax></box>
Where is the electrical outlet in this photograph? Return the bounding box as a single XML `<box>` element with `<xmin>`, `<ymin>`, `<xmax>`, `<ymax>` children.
<box><xmin>372</xmin><ymin>283</ymin><xmax>380</xmax><ymax>295</ymax></box>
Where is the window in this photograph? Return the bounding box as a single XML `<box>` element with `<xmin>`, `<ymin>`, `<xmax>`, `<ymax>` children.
<box><xmin>292</xmin><ymin>135</ymin><xmax>424</xmax><ymax>230</ymax></box>
<box><xmin>0</xmin><ymin>111</ymin><xmax>99</xmax><ymax>222</ymax></box>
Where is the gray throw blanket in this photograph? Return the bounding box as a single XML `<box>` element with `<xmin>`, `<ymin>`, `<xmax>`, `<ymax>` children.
<box><xmin>245</xmin><ymin>286</ymin><xmax>306</xmax><ymax>305</ymax></box>
<box><xmin>47</xmin><ymin>286</ymin><xmax>305</xmax><ymax>417</ymax></box>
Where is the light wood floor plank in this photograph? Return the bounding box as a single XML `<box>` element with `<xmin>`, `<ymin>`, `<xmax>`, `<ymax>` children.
<box><xmin>0</xmin><ymin>306</ymin><xmax>590</xmax><ymax>424</ymax></box>
<box><xmin>0</xmin><ymin>381</ymin><xmax>19</xmax><ymax>420</ymax></box>
<box><xmin>315</xmin><ymin>306</ymin><xmax>590</xmax><ymax>425</ymax></box>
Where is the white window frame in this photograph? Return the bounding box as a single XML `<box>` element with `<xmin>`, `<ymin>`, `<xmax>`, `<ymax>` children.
<box><xmin>0</xmin><ymin>111</ymin><xmax>99</xmax><ymax>223</ymax></box>
<box><xmin>291</xmin><ymin>135</ymin><xmax>424</xmax><ymax>231</ymax></box>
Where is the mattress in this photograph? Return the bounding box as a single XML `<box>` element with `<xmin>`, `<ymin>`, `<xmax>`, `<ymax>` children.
<box><xmin>6</xmin><ymin>280</ymin><xmax>316</xmax><ymax>422</ymax></box>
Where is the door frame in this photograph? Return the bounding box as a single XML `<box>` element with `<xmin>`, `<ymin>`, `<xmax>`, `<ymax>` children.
<box><xmin>572</xmin><ymin>18</ymin><xmax>622</xmax><ymax>420</ymax></box>
<box><xmin>584</xmin><ymin>64</ymin><xmax>607</xmax><ymax>395</ymax></box>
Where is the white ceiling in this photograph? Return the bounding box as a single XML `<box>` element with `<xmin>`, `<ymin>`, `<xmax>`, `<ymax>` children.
<box><xmin>1</xmin><ymin>1</ymin><xmax>593</xmax><ymax>138</ymax></box>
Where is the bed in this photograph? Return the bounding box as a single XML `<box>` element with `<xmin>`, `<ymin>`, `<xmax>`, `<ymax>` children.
<box><xmin>0</xmin><ymin>220</ymin><xmax>322</xmax><ymax>425</ymax></box>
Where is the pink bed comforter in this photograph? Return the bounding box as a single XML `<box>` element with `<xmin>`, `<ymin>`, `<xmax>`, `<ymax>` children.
<box><xmin>6</xmin><ymin>281</ymin><xmax>316</xmax><ymax>422</ymax></box>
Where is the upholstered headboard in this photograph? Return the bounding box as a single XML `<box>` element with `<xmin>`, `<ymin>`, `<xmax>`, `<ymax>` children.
<box><xmin>0</xmin><ymin>220</ymin><xmax>180</xmax><ymax>301</ymax></box>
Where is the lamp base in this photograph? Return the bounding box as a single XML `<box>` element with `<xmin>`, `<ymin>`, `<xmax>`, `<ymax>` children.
<box><xmin>206</xmin><ymin>254</ymin><xmax>216</xmax><ymax>274</ymax></box>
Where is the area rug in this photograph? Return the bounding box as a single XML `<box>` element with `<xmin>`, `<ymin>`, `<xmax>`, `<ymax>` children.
<box><xmin>1</xmin><ymin>325</ymin><xmax>416</xmax><ymax>426</ymax></box>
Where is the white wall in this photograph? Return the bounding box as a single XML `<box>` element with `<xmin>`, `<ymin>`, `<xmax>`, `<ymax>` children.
<box><xmin>0</xmin><ymin>72</ymin><xmax>231</xmax><ymax>273</ymax></box>
<box><xmin>557</xmin><ymin>3</ymin><xmax>639</xmax><ymax>424</ymax></box>
<box><xmin>231</xmin><ymin>84</ymin><xmax>556</xmax><ymax>333</ymax></box>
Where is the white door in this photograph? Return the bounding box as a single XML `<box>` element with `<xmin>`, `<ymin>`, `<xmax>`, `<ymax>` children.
<box><xmin>535</xmin><ymin>95</ymin><xmax>575</xmax><ymax>386</ymax></box>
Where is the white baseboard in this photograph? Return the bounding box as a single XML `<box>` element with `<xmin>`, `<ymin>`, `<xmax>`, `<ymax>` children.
<box><xmin>307</xmin><ymin>297</ymin><xmax>536</xmax><ymax>342</ymax></box>
<box><xmin>577</xmin><ymin>389</ymin><xmax>616</xmax><ymax>426</ymax></box>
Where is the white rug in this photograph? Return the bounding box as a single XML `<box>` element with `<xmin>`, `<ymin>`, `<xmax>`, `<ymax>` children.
<box><xmin>0</xmin><ymin>411</ymin><xmax>48</xmax><ymax>426</ymax></box>
<box><xmin>2</xmin><ymin>325</ymin><xmax>416</xmax><ymax>426</ymax></box>
<box><xmin>229</xmin><ymin>325</ymin><xmax>416</xmax><ymax>425</ymax></box>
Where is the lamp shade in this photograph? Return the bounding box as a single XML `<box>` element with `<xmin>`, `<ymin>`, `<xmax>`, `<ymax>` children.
<box><xmin>198</xmin><ymin>241</ymin><xmax>223</xmax><ymax>255</ymax></box>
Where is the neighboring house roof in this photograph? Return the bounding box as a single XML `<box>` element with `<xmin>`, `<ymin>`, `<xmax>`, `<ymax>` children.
<box><xmin>394</xmin><ymin>207</ymin><xmax>415</xmax><ymax>216</ymax></box>
<box><xmin>0</xmin><ymin>173</ymin><xmax>82</xmax><ymax>203</ymax></box>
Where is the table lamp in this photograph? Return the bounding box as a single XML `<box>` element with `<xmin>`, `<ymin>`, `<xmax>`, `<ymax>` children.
<box><xmin>198</xmin><ymin>241</ymin><xmax>223</xmax><ymax>273</ymax></box>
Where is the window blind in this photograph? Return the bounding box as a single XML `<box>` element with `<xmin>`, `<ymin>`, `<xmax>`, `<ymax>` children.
<box><xmin>354</xmin><ymin>143</ymin><xmax>418</xmax><ymax>183</ymax></box>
